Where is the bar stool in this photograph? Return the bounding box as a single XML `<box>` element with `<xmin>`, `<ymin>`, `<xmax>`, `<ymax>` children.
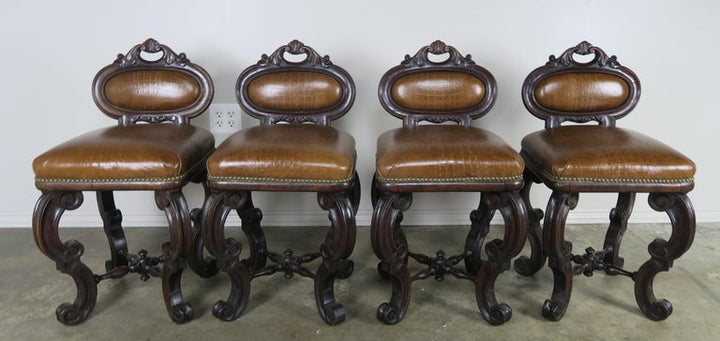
<box><xmin>514</xmin><ymin>41</ymin><xmax>696</xmax><ymax>321</ymax></box>
<box><xmin>371</xmin><ymin>40</ymin><xmax>528</xmax><ymax>325</ymax></box>
<box><xmin>201</xmin><ymin>40</ymin><xmax>359</xmax><ymax>325</ymax></box>
<box><xmin>31</xmin><ymin>38</ymin><xmax>216</xmax><ymax>325</ymax></box>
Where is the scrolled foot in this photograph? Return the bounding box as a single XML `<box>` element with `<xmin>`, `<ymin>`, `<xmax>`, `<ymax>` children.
<box><xmin>542</xmin><ymin>299</ymin><xmax>566</xmax><ymax>321</ymax></box>
<box><xmin>169</xmin><ymin>303</ymin><xmax>193</xmax><ymax>324</ymax></box>
<box><xmin>336</xmin><ymin>260</ymin><xmax>354</xmax><ymax>280</ymax></box>
<box><xmin>484</xmin><ymin>303</ymin><xmax>512</xmax><ymax>326</ymax></box>
<box><xmin>212</xmin><ymin>300</ymin><xmax>243</xmax><ymax>322</ymax></box>
<box><xmin>55</xmin><ymin>303</ymin><xmax>89</xmax><ymax>326</ymax></box>
<box><xmin>644</xmin><ymin>299</ymin><xmax>673</xmax><ymax>321</ymax></box>
<box><xmin>377</xmin><ymin>302</ymin><xmax>404</xmax><ymax>325</ymax></box>
<box><xmin>377</xmin><ymin>261</ymin><xmax>390</xmax><ymax>280</ymax></box>
<box><xmin>322</xmin><ymin>303</ymin><xmax>346</xmax><ymax>326</ymax></box>
<box><xmin>513</xmin><ymin>256</ymin><xmax>537</xmax><ymax>276</ymax></box>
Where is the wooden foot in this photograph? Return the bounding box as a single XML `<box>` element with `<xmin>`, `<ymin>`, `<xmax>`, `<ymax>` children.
<box><xmin>371</xmin><ymin>190</ymin><xmax>412</xmax><ymax>324</ymax></box>
<box><xmin>155</xmin><ymin>190</ymin><xmax>194</xmax><ymax>324</ymax></box>
<box><xmin>474</xmin><ymin>192</ymin><xmax>528</xmax><ymax>325</ymax></box>
<box><xmin>33</xmin><ymin>191</ymin><xmax>97</xmax><ymax>326</ymax></box>
<box><xmin>201</xmin><ymin>190</ymin><xmax>253</xmax><ymax>321</ymax></box>
<box><xmin>634</xmin><ymin>193</ymin><xmax>695</xmax><ymax>320</ymax></box>
<box><xmin>315</xmin><ymin>190</ymin><xmax>357</xmax><ymax>325</ymax></box>
<box><xmin>541</xmin><ymin>191</ymin><xmax>577</xmax><ymax>321</ymax></box>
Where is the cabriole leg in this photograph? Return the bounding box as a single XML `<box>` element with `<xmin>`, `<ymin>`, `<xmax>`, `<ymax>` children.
<box><xmin>33</xmin><ymin>191</ymin><xmax>96</xmax><ymax>326</ymax></box>
<box><xmin>237</xmin><ymin>194</ymin><xmax>267</xmax><ymax>274</ymax></box>
<box><xmin>635</xmin><ymin>193</ymin><xmax>695</xmax><ymax>321</ymax></box>
<box><xmin>465</xmin><ymin>192</ymin><xmax>494</xmax><ymax>276</ymax></box>
<box><xmin>97</xmin><ymin>191</ymin><xmax>128</xmax><ymax>272</ymax></box>
<box><xmin>201</xmin><ymin>189</ymin><xmax>252</xmax><ymax>321</ymax></box>
<box><xmin>155</xmin><ymin>190</ymin><xmax>194</xmax><ymax>324</ymax></box>
<box><xmin>371</xmin><ymin>190</ymin><xmax>412</xmax><ymax>325</ymax></box>
<box><xmin>188</xmin><ymin>180</ymin><xmax>219</xmax><ymax>278</ymax></box>
<box><xmin>541</xmin><ymin>191</ymin><xmax>577</xmax><ymax>321</ymax></box>
<box><xmin>474</xmin><ymin>192</ymin><xmax>528</xmax><ymax>325</ymax></box>
<box><xmin>315</xmin><ymin>190</ymin><xmax>357</xmax><ymax>325</ymax></box>
<box><xmin>603</xmin><ymin>192</ymin><xmax>635</xmax><ymax>270</ymax></box>
<box><xmin>514</xmin><ymin>169</ymin><xmax>545</xmax><ymax>276</ymax></box>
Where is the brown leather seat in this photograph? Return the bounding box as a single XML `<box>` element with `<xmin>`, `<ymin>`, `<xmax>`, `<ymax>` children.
<box><xmin>376</xmin><ymin>125</ymin><xmax>523</xmax><ymax>185</ymax></box>
<box><xmin>207</xmin><ymin>124</ymin><xmax>355</xmax><ymax>184</ymax></box>
<box><xmin>522</xmin><ymin>126</ymin><xmax>695</xmax><ymax>189</ymax></box>
<box><xmin>31</xmin><ymin>39</ymin><xmax>216</xmax><ymax>326</ymax></box>
<box><xmin>201</xmin><ymin>40</ymin><xmax>359</xmax><ymax>326</ymax></box>
<box><xmin>515</xmin><ymin>41</ymin><xmax>697</xmax><ymax>323</ymax></box>
<box><xmin>371</xmin><ymin>41</ymin><xmax>527</xmax><ymax>326</ymax></box>
<box><xmin>34</xmin><ymin>125</ymin><xmax>214</xmax><ymax>190</ymax></box>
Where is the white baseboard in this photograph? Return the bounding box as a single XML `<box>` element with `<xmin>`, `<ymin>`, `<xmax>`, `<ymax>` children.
<box><xmin>4</xmin><ymin>208</ymin><xmax>720</xmax><ymax>228</ymax></box>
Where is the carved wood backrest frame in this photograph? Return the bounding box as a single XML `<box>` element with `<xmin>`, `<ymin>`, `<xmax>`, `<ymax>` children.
<box><xmin>378</xmin><ymin>40</ymin><xmax>497</xmax><ymax>127</ymax></box>
<box><xmin>92</xmin><ymin>38</ymin><xmax>214</xmax><ymax>126</ymax></box>
<box><xmin>236</xmin><ymin>40</ymin><xmax>356</xmax><ymax>126</ymax></box>
<box><xmin>522</xmin><ymin>41</ymin><xmax>641</xmax><ymax>129</ymax></box>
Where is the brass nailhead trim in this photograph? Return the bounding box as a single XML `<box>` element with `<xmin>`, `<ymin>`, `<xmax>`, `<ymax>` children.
<box><xmin>537</xmin><ymin>168</ymin><xmax>694</xmax><ymax>184</ymax></box>
<box><xmin>36</xmin><ymin>174</ymin><xmax>186</xmax><ymax>183</ymax></box>
<box><xmin>208</xmin><ymin>175</ymin><xmax>354</xmax><ymax>183</ymax></box>
<box><xmin>376</xmin><ymin>175</ymin><xmax>523</xmax><ymax>183</ymax></box>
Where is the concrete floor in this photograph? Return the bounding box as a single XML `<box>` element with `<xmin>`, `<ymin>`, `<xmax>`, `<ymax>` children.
<box><xmin>1</xmin><ymin>223</ymin><xmax>718</xmax><ymax>340</ymax></box>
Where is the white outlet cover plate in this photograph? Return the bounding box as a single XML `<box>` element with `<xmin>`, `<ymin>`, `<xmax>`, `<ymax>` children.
<box><xmin>209</xmin><ymin>103</ymin><xmax>242</xmax><ymax>134</ymax></box>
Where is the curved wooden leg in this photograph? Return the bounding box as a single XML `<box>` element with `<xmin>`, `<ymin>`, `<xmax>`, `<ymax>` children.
<box><xmin>635</xmin><ymin>193</ymin><xmax>695</xmax><ymax>321</ymax></box>
<box><xmin>33</xmin><ymin>191</ymin><xmax>96</xmax><ymax>326</ymax></box>
<box><xmin>514</xmin><ymin>170</ymin><xmax>546</xmax><ymax>276</ymax></box>
<box><xmin>315</xmin><ymin>190</ymin><xmax>357</xmax><ymax>325</ymax></box>
<box><xmin>475</xmin><ymin>192</ymin><xmax>528</xmax><ymax>325</ymax></box>
<box><xmin>97</xmin><ymin>191</ymin><xmax>128</xmax><ymax>272</ymax></box>
<box><xmin>371</xmin><ymin>191</ymin><xmax>412</xmax><ymax>325</ymax></box>
<box><xmin>187</xmin><ymin>180</ymin><xmax>219</xmax><ymax>279</ymax></box>
<box><xmin>201</xmin><ymin>189</ymin><xmax>253</xmax><ymax>322</ymax></box>
<box><xmin>465</xmin><ymin>192</ymin><xmax>494</xmax><ymax>276</ymax></box>
<box><xmin>237</xmin><ymin>194</ymin><xmax>267</xmax><ymax>273</ymax></box>
<box><xmin>155</xmin><ymin>190</ymin><xmax>195</xmax><ymax>324</ymax></box>
<box><xmin>348</xmin><ymin>172</ymin><xmax>361</xmax><ymax>214</ymax></box>
<box><xmin>541</xmin><ymin>191</ymin><xmax>577</xmax><ymax>321</ymax></box>
<box><xmin>603</xmin><ymin>192</ymin><xmax>635</xmax><ymax>270</ymax></box>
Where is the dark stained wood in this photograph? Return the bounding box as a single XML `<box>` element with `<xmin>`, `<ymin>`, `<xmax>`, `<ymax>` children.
<box><xmin>202</xmin><ymin>40</ymin><xmax>359</xmax><ymax>326</ymax></box>
<box><xmin>371</xmin><ymin>41</ymin><xmax>527</xmax><ymax>326</ymax></box>
<box><xmin>31</xmin><ymin>39</ymin><xmax>215</xmax><ymax>325</ymax></box>
<box><xmin>519</xmin><ymin>41</ymin><xmax>697</xmax><ymax>322</ymax></box>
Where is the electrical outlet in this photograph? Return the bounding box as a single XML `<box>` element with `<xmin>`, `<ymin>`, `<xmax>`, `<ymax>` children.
<box><xmin>209</xmin><ymin>103</ymin><xmax>241</xmax><ymax>134</ymax></box>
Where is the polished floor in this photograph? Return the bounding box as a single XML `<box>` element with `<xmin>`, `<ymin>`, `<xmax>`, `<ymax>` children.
<box><xmin>2</xmin><ymin>223</ymin><xmax>718</xmax><ymax>340</ymax></box>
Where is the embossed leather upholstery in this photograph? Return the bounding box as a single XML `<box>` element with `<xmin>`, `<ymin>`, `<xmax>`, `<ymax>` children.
<box><xmin>522</xmin><ymin>126</ymin><xmax>695</xmax><ymax>187</ymax></box>
<box><xmin>391</xmin><ymin>71</ymin><xmax>486</xmax><ymax>111</ymax></box>
<box><xmin>207</xmin><ymin>124</ymin><xmax>355</xmax><ymax>183</ymax></box>
<box><xmin>247</xmin><ymin>71</ymin><xmax>343</xmax><ymax>111</ymax></box>
<box><xmin>104</xmin><ymin>70</ymin><xmax>202</xmax><ymax>111</ymax></box>
<box><xmin>534</xmin><ymin>73</ymin><xmax>629</xmax><ymax>112</ymax></box>
<box><xmin>33</xmin><ymin>124</ymin><xmax>214</xmax><ymax>190</ymax></box>
<box><xmin>376</xmin><ymin>125</ymin><xmax>523</xmax><ymax>184</ymax></box>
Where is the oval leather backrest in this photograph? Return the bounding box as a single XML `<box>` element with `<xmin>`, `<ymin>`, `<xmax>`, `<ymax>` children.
<box><xmin>522</xmin><ymin>41</ymin><xmax>640</xmax><ymax>128</ymax></box>
<box><xmin>93</xmin><ymin>38</ymin><xmax>213</xmax><ymax>124</ymax></box>
<box><xmin>247</xmin><ymin>71</ymin><xmax>342</xmax><ymax>111</ymax></box>
<box><xmin>391</xmin><ymin>71</ymin><xmax>486</xmax><ymax>111</ymax></box>
<box><xmin>104</xmin><ymin>70</ymin><xmax>201</xmax><ymax>111</ymax></box>
<box><xmin>534</xmin><ymin>73</ymin><xmax>629</xmax><ymax>112</ymax></box>
<box><xmin>237</xmin><ymin>40</ymin><xmax>355</xmax><ymax>126</ymax></box>
<box><xmin>378</xmin><ymin>41</ymin><xmax>496</xmax><ymax>127</ymax></box>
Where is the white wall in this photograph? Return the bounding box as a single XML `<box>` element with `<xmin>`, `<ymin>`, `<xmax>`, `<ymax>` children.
<box><xmin>1</xmin><ymin>0</ymin><xmax>718</xmax><ymax>228</ymax></box>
